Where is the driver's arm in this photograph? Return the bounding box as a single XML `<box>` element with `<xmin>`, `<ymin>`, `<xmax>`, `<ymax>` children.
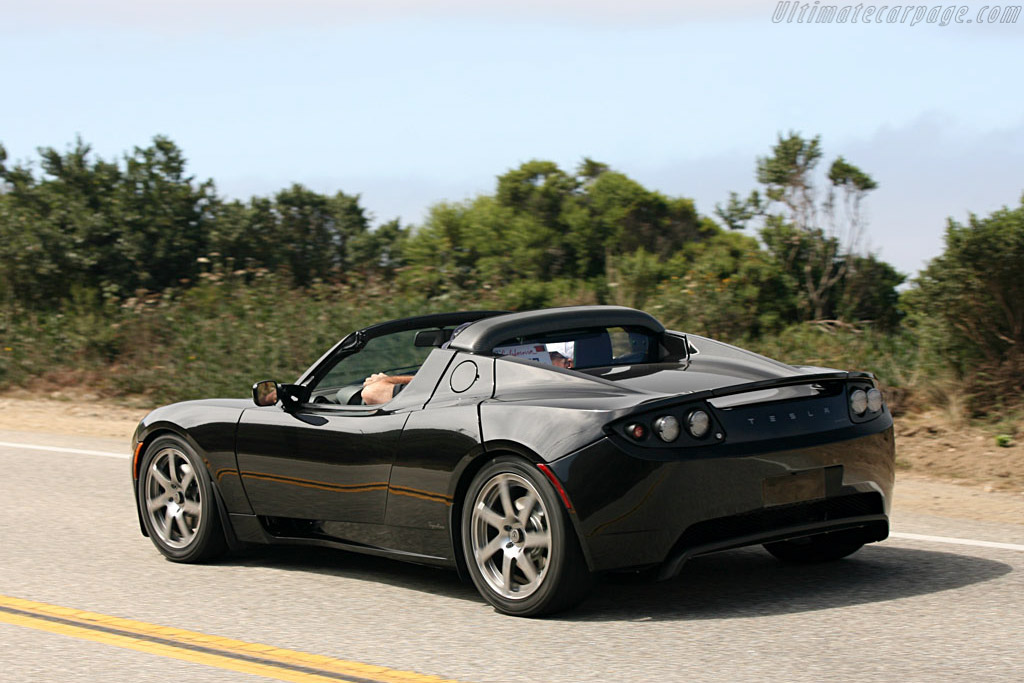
<box><xmin>361</xmin><ymin>374</ymin><xmax>414</xmax><ymax>405</ymax></box>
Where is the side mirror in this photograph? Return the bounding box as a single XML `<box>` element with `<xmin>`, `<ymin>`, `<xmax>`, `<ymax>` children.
<box><xmin>252</xmin><ymin>380</ymin><xmax>279</xmax><ymax>406</ymax></box>
<box><xmin>278</xmin><ymin>383</ymin><xmax>311</xmax><ymax>411</ymax></box>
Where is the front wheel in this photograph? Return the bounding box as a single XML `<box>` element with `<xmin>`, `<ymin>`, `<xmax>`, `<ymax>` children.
<box><xmin>137</xmin><ymin>435</ymin><xmax>227</xmax><ymax>563</ymax></box>
<box><xmin>462</xmin><ymin>457</ymin><xmax>591</xmax><ymax>617</ymax></box>
<box><xmin>763</xmin><ymin>530</ymin><xmax>865</xmax><ymax>564</ymax></box>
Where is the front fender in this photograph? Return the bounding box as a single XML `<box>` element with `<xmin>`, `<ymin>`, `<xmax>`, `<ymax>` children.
<box><xmin>133</xmin><ymin>400</ymin><xmax>252</xmax><ymax>515</ymax></box>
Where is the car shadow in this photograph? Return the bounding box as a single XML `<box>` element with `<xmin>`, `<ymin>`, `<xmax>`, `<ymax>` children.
<box><xmin>217</xmin><ymin>542</ymin><xmax>1012</xmax><ymax>620</ymax></box>
<box><xmin>220</xmin><ymin>545</ymin><xmax>481</xmax><ymax>603</ymax></box>
<box><xmin>567</xmin><ymin>544</ymin><xmax>1013</xmax><ymax>622</ymax></box>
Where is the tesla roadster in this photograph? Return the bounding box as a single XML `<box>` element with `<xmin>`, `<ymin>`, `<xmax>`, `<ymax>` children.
<box><xmin>131</xmin><ymin>306</ymin><xmax>895</xmax><ymax>616</ymax></box>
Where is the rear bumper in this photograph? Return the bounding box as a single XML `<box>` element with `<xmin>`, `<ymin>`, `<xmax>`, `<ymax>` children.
<box><xmin>550</xmin><ymin>424</ymin><xmax>895</xmax><ymax>574</ymax></box>
<box><xmin>655</xmin><ymin>497</ymin><xmax>888</xmax><ymax>580</ymax></box>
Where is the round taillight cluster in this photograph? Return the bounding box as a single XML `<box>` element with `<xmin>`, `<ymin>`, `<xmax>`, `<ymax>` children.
<box><xmin>850</xmin><ymin>386</ymin><xmax>884</xmax><ymax>416</ymax></box>
<box><xmin>644</xmin><ymin>410</ymin><xmax>711</xmax><ymax>442</ymax></box>
<box><xmin>622</xmin><ymin>407</ymin><xmax>717</xmax><ymax>444</ymax></box>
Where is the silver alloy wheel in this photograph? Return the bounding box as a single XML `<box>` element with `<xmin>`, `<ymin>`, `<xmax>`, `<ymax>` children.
<box><xmin>470</xmin><ymin>472</ymin><xmax>552</xmax><ymax>600</ymax></box>
<box><xmin>144</xmin><ymin>447</ymin><xmax>202</xmax><ymax>549</ymax></box>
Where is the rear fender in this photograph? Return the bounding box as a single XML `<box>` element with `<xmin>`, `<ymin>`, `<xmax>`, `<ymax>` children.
<box><xmin>452</xmin><ymin>440</ymin><xmax>598</xmax><ymax>574</ymax></box>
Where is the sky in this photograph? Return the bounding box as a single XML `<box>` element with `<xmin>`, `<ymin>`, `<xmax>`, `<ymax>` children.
<box><xmin>2</xmin><ymin>1</ymin><xmax>1022</xmax><ymax>278</ymax></box>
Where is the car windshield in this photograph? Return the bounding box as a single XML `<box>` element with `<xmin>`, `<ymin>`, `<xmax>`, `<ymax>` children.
<box><xmin>493</xmin><ymin>326</ymin><xmax>658</xmax><ymax>370</ymax></box>
<box><xmin>315</xmin><ymin>328</ymin><xmax>436</xmax><ymax>390</ymax></box>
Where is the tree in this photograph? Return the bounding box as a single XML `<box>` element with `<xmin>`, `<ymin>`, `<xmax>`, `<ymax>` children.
<box><xmin>650</xmin><ymin>232</ymin><xmax>795</xmax><ymax>340</ymax></box>
<box><xmin>837</xmin><ymin>254</ymin><xmax>904</xmax><ymax>330</ymax></box>
<box><xmin>400</xmin><ymin>159</ymin><xmax>716</xmax><ymax>304</ymax></box>
<box><xmin>348</xmin><ymin>218</ymin><xmax>410</xmax><ymax>280</ymax></box>
<box><xmin>571</xmin><ymin>170</ymin><xmax>713</xmax><ymax>277</ymax></box>
<box><xmin>906</xmin><ymin>197</ymin><xmax>1024</xmax><ymax>399</ymax></box>
<box><xmin>272</xmin><ymin>185</ymin><xmax>370</xmax><ymax>286</ymax></box>
<box><xmin>721</xmin><ymin>132</ymin><xmax>891</xmax><ymax>323</ymax></box>
<box><xmin>0</xmin><ymin>136</ymin><xmax>218</xmax><ymax>302</ymax></box>
<box><xmin>116</xmin><ymin>137</ymin><xmax>218</xmax><ymax>293</ymax></box>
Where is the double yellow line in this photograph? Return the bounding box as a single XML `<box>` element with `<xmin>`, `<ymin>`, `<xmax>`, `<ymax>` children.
<box><xmin>0</xmin><ymin>594</ymin><xmax>458</xmax><ymax>682</ymax></box>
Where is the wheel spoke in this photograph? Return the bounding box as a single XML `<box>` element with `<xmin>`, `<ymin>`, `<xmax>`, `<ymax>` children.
<box><xmin>173</xmin><ymin>511</ymin><xmax>191</xmax><ymax>540</ymax></box>
<box><xmin>167</xmin><ymin>456</ymin><xmax>180</xmax><ymax>485</ymax></box>
<box><xmin>498</xmin><ymin>477</ymin><xmax>514</xmax><ymax>518</ymax></box>
<box><xmin>518</xmin><ymin>553</ymin><xmax>539</xmax><ymax>583</ymax></box>
<box><xmin>179</xmin><ymin>468</ymin><xmax>195</xmax><ymax>492</ymax></box>
<box><xmin>162</xmin><ymin>507</ymin><xmax>175</xmax><ymax>537</ymax></box>
<box><xmin>182</xmin><ymin>500</ymin><xmax>201</xmax><ymax>517</ymax></box>
<box><xmin>516</xmin><ymin>493</ymin><xmax>536</xmax><ymax>527</ymax></box>
<box><xmin>523</xmin><ymin>531</ymin><xmax>550</xmax><ymax>550</ymax></box>
<box><xmin>476</xmin><ymin>503</ymin><xmax>506</xmax><ymax>530</ymax></box>
<box><xmin>501</xmin><ymin>553</ymin><xmax>513</xmax><ymax>592</ymax></box>
<box><xmin>478</xmin><ymin>535</ymin><xmax>505</xmax><ymax>560</ymax></box>
<box><xmin>147</xmin><ymin>497</ymin><xmax>166</xmax><ymax>513</ymax></box>
<box><xmin>151</xmin><ymin>469</ymin><xmax>172</xmax><ymax>491</ymax></box>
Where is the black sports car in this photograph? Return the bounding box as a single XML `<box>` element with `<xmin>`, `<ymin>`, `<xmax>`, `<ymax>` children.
<box><xmin>131</xmin><ymin>306</ymin><xmax>895</xmax><ymax>616</ymax></box>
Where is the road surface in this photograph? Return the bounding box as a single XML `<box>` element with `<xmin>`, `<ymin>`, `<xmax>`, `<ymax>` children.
<box><xmin>1</xmin><ymin>429</ymin><xmax>1022</xmax><ymax>681</ymax></box>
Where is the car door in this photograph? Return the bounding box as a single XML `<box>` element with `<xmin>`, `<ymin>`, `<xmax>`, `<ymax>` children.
<box><xmin>233</xmin><ymin>326</ymin><xmax>450</xmax><ymax>535</ymax></box>
<box><xmin>235</xmin><ymin>404</ymin><xmax>406</xmax><ymax>526</ymax></box>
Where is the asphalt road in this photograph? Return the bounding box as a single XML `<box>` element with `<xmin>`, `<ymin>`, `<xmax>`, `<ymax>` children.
<box><xmin>1</xmin><ymin>430</ymin><xmax>1022</xmax><ymax>682</ymax></box>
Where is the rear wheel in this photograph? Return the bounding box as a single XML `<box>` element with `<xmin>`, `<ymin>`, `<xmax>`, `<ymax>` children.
<box><xmin>462</xmin><ymin>457</ymin><xmax>591</xmax><ymax>616</ymax></box>
<box><xmin>763</xmin><ymin>530</ymin><xmax>865</xmax><ymax>564</ymax></box>
<box><xmin>138</xmin><ymin>435</ymin><xmax>227</xmax><ymax>563</ymax></box>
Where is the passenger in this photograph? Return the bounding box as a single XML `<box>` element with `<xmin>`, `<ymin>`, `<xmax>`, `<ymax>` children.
<box><xmin>549</xmin><ymin>351</ymin><xmax>571</xmax><ymax>369</ymax></box>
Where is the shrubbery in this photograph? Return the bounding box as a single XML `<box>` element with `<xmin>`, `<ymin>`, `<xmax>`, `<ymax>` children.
<box><xmin>903</xmin><ymin>196</ymin><xmax>1024</xmax><ymax>410</ymax></box>
<box><xmin>1</xmin><ymin>134</ymin><xmax>1021</xmax><ymax>418</ymax></box>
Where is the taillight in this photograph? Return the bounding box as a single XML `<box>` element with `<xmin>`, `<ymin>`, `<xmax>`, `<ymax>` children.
<box><xmin>625</xmin><ymin>423</ymin><xmax>647</xmax><ymax>440</ymax></box>
<box><xmin>686</xmin><ymin>410</ymin><xmax>711</xmax><ymax>438</ymax></box>
<box><xmin>653</xmin><ymin>415</ymin><xmax>680</xmax><ymax>442</ymax></box>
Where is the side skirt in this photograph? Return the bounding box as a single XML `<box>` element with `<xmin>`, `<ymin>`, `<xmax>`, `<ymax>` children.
<box><xmin>227</xmin><ymin>513</ymin><xmax>456</xmax><ymax>569</ymax></box>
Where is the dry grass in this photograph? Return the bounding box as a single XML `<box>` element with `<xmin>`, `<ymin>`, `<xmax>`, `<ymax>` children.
<box><xmin>895</xmin><ymin>410</ymin><xmax>1024</xmax><ymax>492</ymax></box>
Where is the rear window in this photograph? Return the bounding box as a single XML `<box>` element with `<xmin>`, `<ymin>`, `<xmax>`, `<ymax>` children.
<box><xmin>493</xmin><ymin>326</ymin><xmax>658</xmax><ymax>370</ymax></box>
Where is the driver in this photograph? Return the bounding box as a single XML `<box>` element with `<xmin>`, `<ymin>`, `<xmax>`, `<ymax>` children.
<box><xmin>363</xmin><ymin>351</ymin><xmax>570</xmax><ymax>405</ymax></box>
<box><xmin>360</xmin><ymin>322</ymin><xmax>475</xmax><ymax>405</ymax></box>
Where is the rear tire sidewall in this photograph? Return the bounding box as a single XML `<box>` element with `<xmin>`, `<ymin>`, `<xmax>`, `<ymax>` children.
<box><xmin>137</xmin><ymin>435</ymin><xmax>225</xmax><ymax>563</ymax></box>
<box><xmin>461</xmin><ymin>456</ymin><xmax>587</xmax><ymax>617</ymax></box>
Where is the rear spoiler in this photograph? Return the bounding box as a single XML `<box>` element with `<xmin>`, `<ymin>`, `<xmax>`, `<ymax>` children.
<box><xmin>635</xmin><ymin>370</ymin><xmax>874</xmax><ymax>413</ymax></box>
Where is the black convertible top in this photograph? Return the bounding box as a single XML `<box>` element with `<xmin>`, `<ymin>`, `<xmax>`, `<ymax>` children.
<box><xmin>449</xmin><ymin>305</ymin><xmax>665</xmax><ymax>354</ymax></box>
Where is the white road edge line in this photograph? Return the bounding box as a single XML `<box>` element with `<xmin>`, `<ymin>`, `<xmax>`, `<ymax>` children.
<box><xmin>890</xmin><ymin>532</ymin><xmax>1024</xmax><ymax>552</ymax></box>
<box><xmin>0</xmin><ymin>440</ymin><xmax>128</xmax><ymax>459</ymax></box>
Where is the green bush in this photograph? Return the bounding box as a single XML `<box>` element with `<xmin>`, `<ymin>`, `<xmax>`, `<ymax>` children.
<box><xmin>743</xmin><ymin>322</ymin><xmax>924</xmax><ymax>415</ymax></box>
<box><xmin>903</xmin><ymin>196</ymin><xmax>1024</xmax><ymax>409</ymax></box>
<box><xmin>0</xmin><ymin>274</ymin><xmax>476</xmax><ymax>404</ymax></box>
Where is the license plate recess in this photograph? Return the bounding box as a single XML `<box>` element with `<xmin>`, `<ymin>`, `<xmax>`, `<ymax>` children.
<box><xmin>762</xmin><ymin>469</ymin><xmax>826</xmax><ymax>507</ymax></box>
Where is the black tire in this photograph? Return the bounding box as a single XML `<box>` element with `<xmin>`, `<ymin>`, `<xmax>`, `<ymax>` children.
<box><xmin>763</xmin><ymin>529</ymin><xmax>865</xmax><ymax>564</ymax></box>
<box><xmin>461</xmin><ymin>456</ymin><xmax>592</xmax><ymax>617</ymax></box>
<box><xmin>137</xmin><ymin>435</ymin><xmax>228</xmax><ymax>563</ymax></box>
